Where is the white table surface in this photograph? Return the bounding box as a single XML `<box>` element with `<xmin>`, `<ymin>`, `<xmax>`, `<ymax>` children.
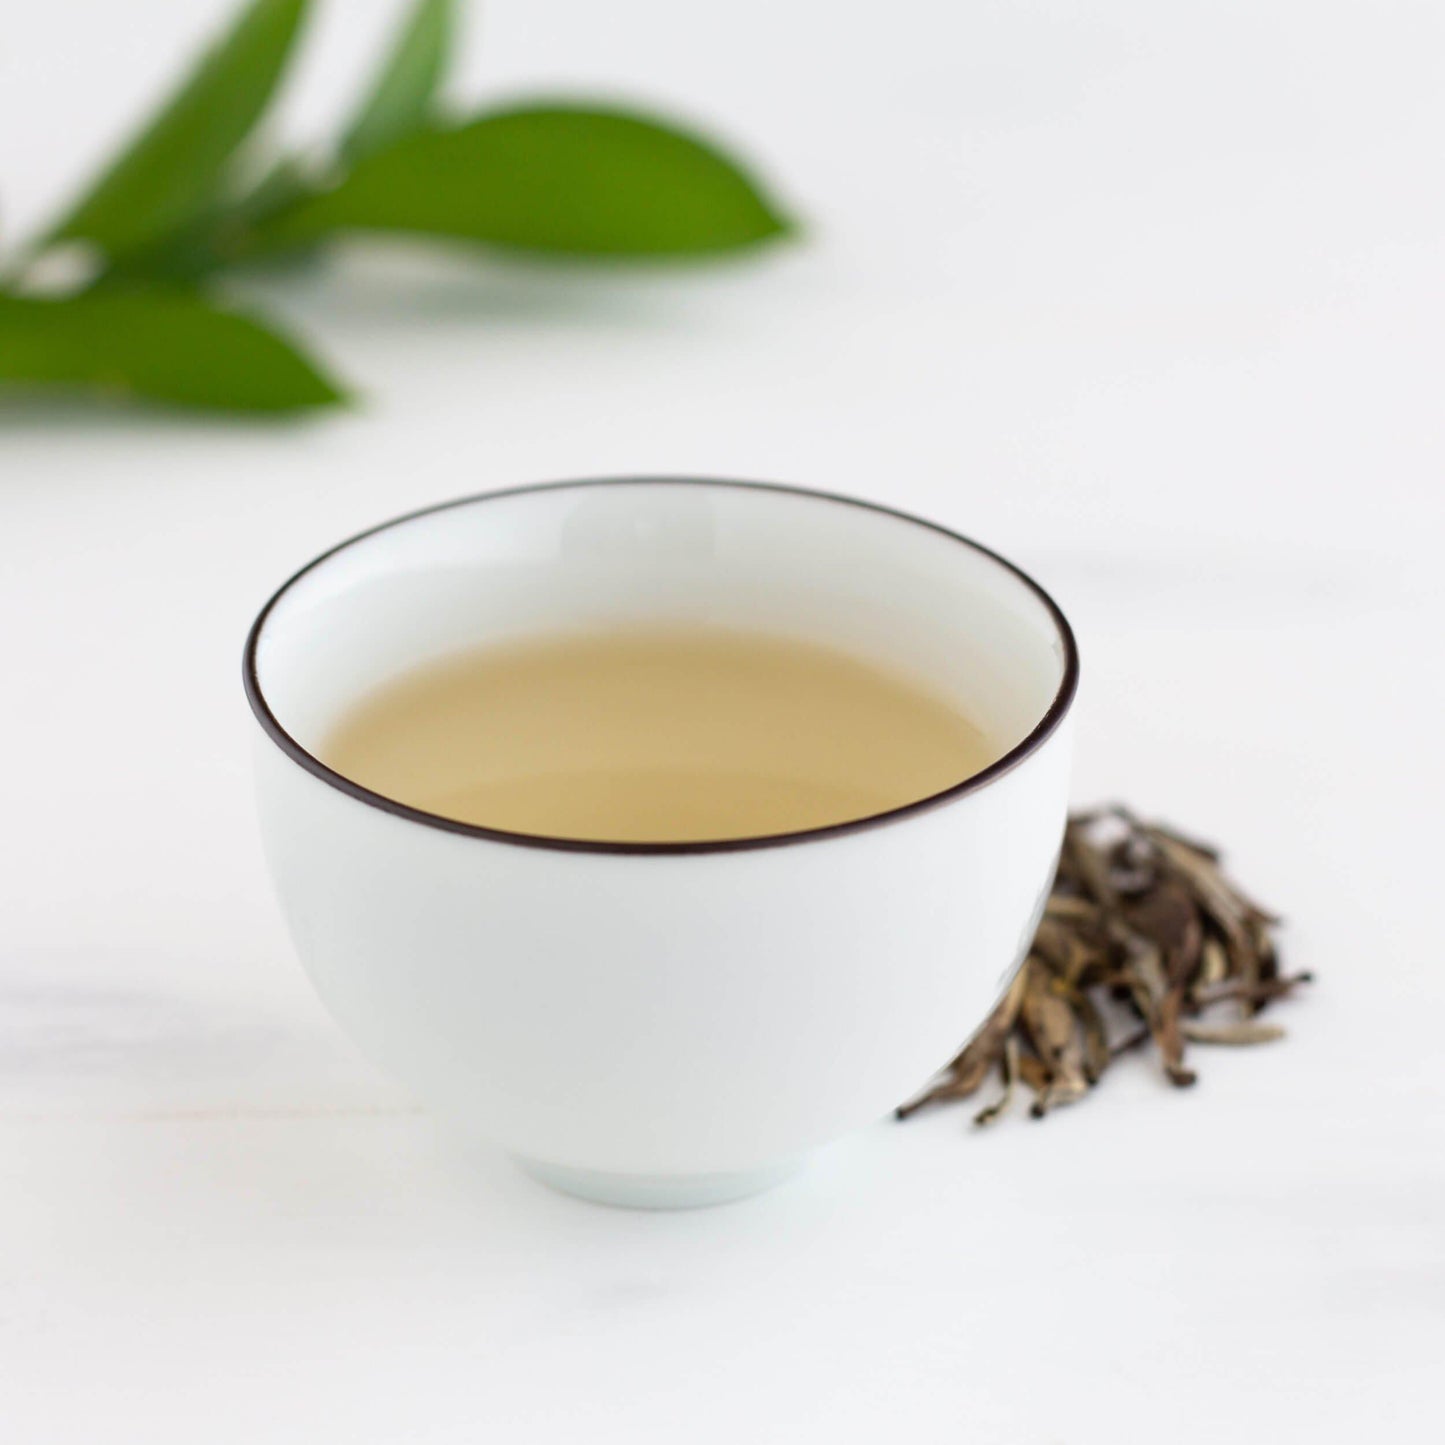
<box><xmin>3</xmin><ymin>2</ymin><xmax>1443</xmax><ymax>1440</ymax></box>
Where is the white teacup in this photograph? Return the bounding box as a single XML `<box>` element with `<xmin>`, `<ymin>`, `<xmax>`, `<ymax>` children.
<box><xmin>244</xmin><ymin>479</ymin><xmax>1078</xmax><ymax>1207</ymax></box>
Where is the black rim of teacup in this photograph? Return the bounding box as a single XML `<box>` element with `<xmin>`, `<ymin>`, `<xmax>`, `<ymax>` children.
<box><xmin>243</xmin><ymin>477</ymin><xmax>1081</xmax><ymax>855</ymax></box>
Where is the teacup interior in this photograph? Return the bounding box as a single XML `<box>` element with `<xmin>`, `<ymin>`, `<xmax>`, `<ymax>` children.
<box><xmin>251</xmin><ymin>481</ymin><xmax>1071</xmax><ymax>802</ymax></box>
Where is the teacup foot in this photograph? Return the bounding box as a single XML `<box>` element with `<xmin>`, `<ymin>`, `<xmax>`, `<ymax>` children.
<box><xmin>515</xmin><ymin>1155</ymin><xmax>802</xmax><ymax>1209</ymax></box>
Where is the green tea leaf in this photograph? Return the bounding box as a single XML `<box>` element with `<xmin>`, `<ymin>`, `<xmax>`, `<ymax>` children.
<box><xmin>100</xmin><ymin>157</ymin><xmax>318</xmax><ymax>285</ymax></box>
<box><xmin>47</xmin><ymin>0</ymin><xmax>309</xmax><ymax>259</ymax></box>
<box><xmin>340</xmin><ymin>0</ymin><xmax>452</xmax><ymax>166</ymax></box>
<box><xmin>0</xmin><ymin>289</ymin><xmax>344</xmax><ymax>412</ymax></box>
<box><xmin>263</xmin><ymin>103</ymin><xmax>794</xmax><ymax>256</ymax></box>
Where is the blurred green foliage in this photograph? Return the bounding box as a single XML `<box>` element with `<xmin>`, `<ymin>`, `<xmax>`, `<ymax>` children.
<box><xmin>0</xmin><ymin>0</ymin><xmax>794</xmax><ymax>414</ymax></box>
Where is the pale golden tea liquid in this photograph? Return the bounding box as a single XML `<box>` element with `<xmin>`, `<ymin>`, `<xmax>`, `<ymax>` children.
<box><xmin>321</xmin><ymin>629</ymin><xmax>996</xmax><ymax>843</ymax></box>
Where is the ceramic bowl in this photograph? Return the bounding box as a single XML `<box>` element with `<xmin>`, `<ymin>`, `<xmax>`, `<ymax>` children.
<box><xmin>244</xmin><ymin>479</ymin><xmax>1078</xmax><ymax>1206</ymax></box>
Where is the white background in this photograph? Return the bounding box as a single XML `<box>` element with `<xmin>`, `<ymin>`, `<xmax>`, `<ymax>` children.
<box><xmin>2</xmin><ymin>1</ymin><xmax>1442</xmax><ymax>1440</ymax></box>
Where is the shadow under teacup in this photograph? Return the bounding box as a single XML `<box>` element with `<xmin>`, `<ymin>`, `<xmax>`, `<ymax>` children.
<box><xmin>244</xmin><ymin>478</ymin><xmax>1078</xmax><ymax>1207</ymax></box>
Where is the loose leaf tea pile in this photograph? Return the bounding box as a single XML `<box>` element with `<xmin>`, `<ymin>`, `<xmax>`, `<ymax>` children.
<box><xmin>898</xmin><ymin>809</ymin><xmax>1310</xmax><ymax>1127</ymax></box>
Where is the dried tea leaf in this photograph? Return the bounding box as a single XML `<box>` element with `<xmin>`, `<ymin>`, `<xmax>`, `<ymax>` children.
<box><xmin>1182</xmin><ymin>1020</ymin><xmax>1286</xmax><ymax>1046</ymax></box>
<box><xmin>1062</xmin><ymin>826</ymin><xmax>1121</xmax><ymax>909</ymax></box>
<box><xmin>1074</xmin><ymin>991</ymin><xmax>1111</xmax><ymax>1084</ymax></box>
<box><xmin>1249</xmin><ymin>914</ymin><xmax>1281</xmax><ymax>985</ymax></box>
<box><xmin>895</xmin><ymin>964</ymin><xmax>1028</xmax><ymax>1118</ymax></box>
<box><xmin>1198</xmin><ymin>936</ymin><xmax>1230</xmax><ymax>990</ymax></box>
<box><xmin>973</xmin><ymin>1037</ymin><xmax>1020</xmax><ymax>1127</ymax></box>
<box><xmin>1026</xmin><ymin>917</ymin><xmax>1077</xmax><ymax>977</ymax></box>
<box><xmin>892</xmin><ymin>1072</ymin><xmax>985</xmax><ymax>1116</ymax></box>
<box><xmin>1121</xmin><ymin>937</ymin><xmax>1168</xmax><ymax>1017</ymax></box>
<box><xmin>1126</xmin><ymin>878</ymin><xmax>1202</xmax><ymax>980</ymax></box>
<box><xmin>896</xmin><ymin>806</ymin><xmax>1306</xmax><ymax>1131</ymax></box>
<box><xmin>1192</xmin><ymin>972</ymin><xmax>1313</xmax><ymax>1009</ymax></box>
<box><xmin>1044</xmin><ymin>894</ymin><xmax>1099</xmax><ymax>925</ymax></box>
<box><xmin>1030</xmin><ymin>1066</ymin><xmax>1089</xmax><ymax>1117</ymax></box>
<box><xmin>1030</xmin><ymin>1028</ymin><xmax>1091</xmax><ymax>1116</ymax></box>
<box><xmin>1156</xmin><ymin>989</ymin><xmax>1198</xmax><ymax>1088</ymax></box>
<box><xmin>1017</xmin><ymin>1052</ymin><xmax>1051</xmax><ymax>1096</ymax></box>
<box><xmin>1148</xmin><ymin>825</ymin><xmax>1281</xmax><ymax>926</ymax></box>
<box><xmin>1021</xmin><ymin>965</ymin><xmax>1077</xmax><ymax>1066</ymax></box>
<box><xmin>1021</xmin><ymin>966</ymin><xmax>1092</xmax><ymax>1117</ymax></box>
<box><xmin>1139</xmin><ymin>817</ymin><xmax>1221</xmax><ymax>863</ymax></box>
<box><xmin>1151</xmin><ymin>834</ymin><xmax>1254</xmax><ymax>943</ymax></box>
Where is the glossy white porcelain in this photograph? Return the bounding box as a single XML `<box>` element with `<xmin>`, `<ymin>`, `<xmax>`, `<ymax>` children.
<box><xmin>244</xmin><ymin>479</ymin><xmax>1078</xmax><ymax>1207</ymax></box>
